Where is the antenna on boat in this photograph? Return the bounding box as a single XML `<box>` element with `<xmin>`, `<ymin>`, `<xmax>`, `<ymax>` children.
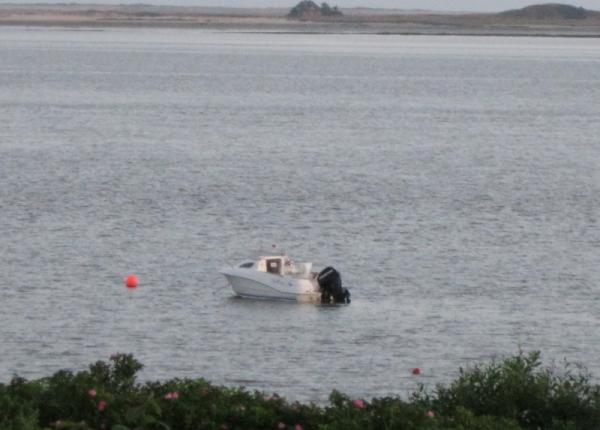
<box><xmin>271</xmin><ymin>243</ymin><xmax>286</xmax><ymax>256</ymax></box>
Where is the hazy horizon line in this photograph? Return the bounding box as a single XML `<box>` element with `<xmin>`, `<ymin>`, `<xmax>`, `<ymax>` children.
<box><xmin>1</xmin><ymin>0</ymin><xmax>600</xmax><ymax>14</ymax></box>
<box><xmin>0</xmin><ymin>0</ymin><xmax>600</xmax><ymax>13</ymax></box>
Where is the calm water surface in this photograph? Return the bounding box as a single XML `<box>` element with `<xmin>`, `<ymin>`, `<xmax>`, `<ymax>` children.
<box><xmin>1</xmin><ymin>28</ymin><xmax>600</xmax><ymax>402</ymax></box>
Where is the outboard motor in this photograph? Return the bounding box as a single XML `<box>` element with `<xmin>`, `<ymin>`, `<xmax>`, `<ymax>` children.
<box><xmin>317</xmin><ymin>267</ymin><xmax>351</xmax><ymax>304</ymax></box>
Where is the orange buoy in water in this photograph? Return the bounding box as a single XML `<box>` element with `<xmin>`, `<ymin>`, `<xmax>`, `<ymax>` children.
<box><xmin>412</xmin><ymin>368</ymin><xmax>421</xmax><ymax>376</ymax></box>
<box><xmin>125</xmin><ymin>275</ymin><xmax>139</xmax><ymax>289</ymax></box>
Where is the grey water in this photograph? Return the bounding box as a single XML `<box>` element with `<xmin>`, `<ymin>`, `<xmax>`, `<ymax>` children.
<box><xmin>1</xmin><ymin>27</ymin><xmax>600</xmax><ymax>403</ymax></box>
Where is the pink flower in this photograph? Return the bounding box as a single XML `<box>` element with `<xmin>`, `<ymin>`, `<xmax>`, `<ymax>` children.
<box><xmin>412</xmin><ymin>368</ymin><xmax>421</xmax><ymax>376</ymax></box>
<box><xmin>88</xmin><ymin>388</ymin><xmax>97</xmax><ymax>397</ymax></box>
<box><xmin>98</xmin><ymin>400</ymin><xmax>107</xmax><ymax>412</ymax></box>
<box><xmin>164</xmin><ymin>391</ymin><xmax>179</xmax><ymax>400</ymax></box>
<box><xmin>277</xmin><ymin>423</ymin><xmax>286</xmax><ymax>430</ymax></box>
<box><xmin>426</xmin><ymin>410</ymin><xmax>435</xmax><ymax>418</ymax></box>
<box><xmin>295</xmin><ymin>425</ymin><xmax>303</xmax><ymax>430</ymax></box>
<box><xmin>352</xmin><ymin>399</ymin><xmax>366</xmax><ymax>409</ymax></box>
<box><xmin>110</xmin><ymin>353</ymin><xmax>120</xmax><ymax>360</ymax></box>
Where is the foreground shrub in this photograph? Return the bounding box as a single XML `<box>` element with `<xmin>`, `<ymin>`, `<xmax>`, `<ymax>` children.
<box><xmin>432</xmin><ymin>351</ymin><xmax>600</xmax><ymax>429</ymax></box>
<box><xmin>0</xmin><ymin>351</ymin><xmax>598</xmax><ymax>429</ymax></box>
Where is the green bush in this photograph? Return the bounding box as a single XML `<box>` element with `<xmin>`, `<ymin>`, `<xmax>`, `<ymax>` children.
<box><xmin>0</xmin><ymin>351</ymin><xmax>598</xmax><ymax>430</ymax></box>
<box><xmin>432</xmin><ymin>351</ymin><xmax>600</xmax><ymax>430</ymax></box>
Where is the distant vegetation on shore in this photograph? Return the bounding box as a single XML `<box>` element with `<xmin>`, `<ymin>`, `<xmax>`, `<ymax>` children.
<box><xmin>2</xmin><ymin>351</ymin><xmax>600</xmax><ymax>429</ymax></box>
<box><xmin>500</xmin><ymin>3</ymin><xmax>598</xmax><ymax>20</ymax></box>
<box><xmin>1</xmin><ymin>2</ymin><xmax>600</xmax><ymax>34</ymax></box>
<box><xmin>288</xmin><ymin>1</ymin><xmax>342</xmax><ymax>20</ymax></box>
<box><xmin>284</xmin><ymin>2</ymin><xmax>600</xmax><ymax>23</ymax></box>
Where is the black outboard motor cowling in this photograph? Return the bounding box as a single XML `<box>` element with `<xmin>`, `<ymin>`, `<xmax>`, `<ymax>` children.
<box><xmin>317</xmin><ymin>267</ymin><xmax>351</xmax><ymax>304</ymax></box>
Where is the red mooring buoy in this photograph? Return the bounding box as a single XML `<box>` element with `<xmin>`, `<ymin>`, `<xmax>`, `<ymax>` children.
<box><xmin>125</xmin><ymin>275</ymin><xmax>139</xmax><ymax>289</ymax></box>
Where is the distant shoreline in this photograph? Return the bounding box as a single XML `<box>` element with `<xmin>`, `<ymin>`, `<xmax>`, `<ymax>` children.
<box><xmin>1</xmin><ymin>4</ymin><xmax>600</xmax><ymax>37</ymax></box>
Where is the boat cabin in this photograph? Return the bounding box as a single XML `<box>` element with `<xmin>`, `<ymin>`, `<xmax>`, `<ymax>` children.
<box><xmin>258</xmin><ymin>256</ymin><xmax>286</xmax><ymax>275</ymax></box>
<box><xmin>237</xmin><ymin>256</ymin><xmax>286</xmax><ymax>274</ymax></box>
<box><xmin>237</xmin><ymin>256</ymin><xmax>312</xmax><ymax>277</ymax></box>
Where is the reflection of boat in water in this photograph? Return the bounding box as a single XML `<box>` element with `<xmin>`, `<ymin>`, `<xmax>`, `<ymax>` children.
<box><xmin>220</xmin><ymin>254</ymin><xmax>350</xmax><ymax>303</ymax></box>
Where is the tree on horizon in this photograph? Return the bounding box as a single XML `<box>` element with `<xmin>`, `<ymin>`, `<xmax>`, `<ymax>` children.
<box><xmin>321</xmin><ymin>2</ymin><xmax>342</xmax><ymax>16</ymax></box>
<box><xmin>288</xmin><ymin>0</ymin><xmax>343</xmax><ymax>19</ymax></box>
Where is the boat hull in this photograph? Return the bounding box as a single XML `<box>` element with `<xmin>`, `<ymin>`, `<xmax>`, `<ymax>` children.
<box><xmin>221</xmin><ymin>268</ymin><xmax>321</xmax><ymax>302</ymax></box>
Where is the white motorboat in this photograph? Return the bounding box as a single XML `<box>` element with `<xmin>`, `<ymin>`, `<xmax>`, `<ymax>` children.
<box><xmin>220</xmin><ymin>254</ymin><xmax>350</xmax><ymax>303</ymax></box>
